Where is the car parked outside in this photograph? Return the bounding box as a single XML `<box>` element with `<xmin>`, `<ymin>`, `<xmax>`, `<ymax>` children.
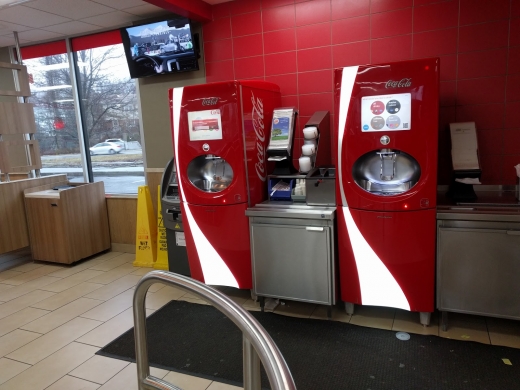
<box><xmin>90</xmin><ymin>142</ymin><xmax>123</xmax><ymax>155</ymax></box>
<box><xmin>105</xmin><ymin>138</ymin><xmax>126</xmax><ymax>149</ymax></box>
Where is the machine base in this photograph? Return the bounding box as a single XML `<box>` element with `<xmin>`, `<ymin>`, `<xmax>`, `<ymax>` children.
<box><xmin>420</xmin><ymin>312</ymin><xmax>431</xmax><ymax>326</ymax></box>
<box><xmin>344</xmin><ymin>302</ymin><xmax>355</xmax><ymax>315</ymax></box>
<box><xmin>345</xmin><ymin>302</ymin><xmax>432</xmax><ymax>326</ymax></box>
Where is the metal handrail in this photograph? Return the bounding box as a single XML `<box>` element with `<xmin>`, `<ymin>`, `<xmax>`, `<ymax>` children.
<box><xmin>133</xmin><ymin>270</ymin><xmax>296</xmax><ymax>390</ymax></box>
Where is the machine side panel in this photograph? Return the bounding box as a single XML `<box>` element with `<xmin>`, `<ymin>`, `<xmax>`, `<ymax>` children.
<box><xmin>180</xmin><ymin>202</ymin><xmax>252</xmax><ymax>289</ymax></box>
<box><xmin>344</xmin><ymin>208</ymin><xmax>435</xmax><ymax>312</ymax></box>
<box><xmin>241</xmin><ymin>83</ymin><xmax>281</xmax><ymax>207</ymax></box>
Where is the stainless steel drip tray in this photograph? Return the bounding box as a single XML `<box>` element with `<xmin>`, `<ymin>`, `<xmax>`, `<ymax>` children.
<box><xmin>359</xmin><ymin>179</ymin><xmax>414</xmax><ymax>194</ymax></box>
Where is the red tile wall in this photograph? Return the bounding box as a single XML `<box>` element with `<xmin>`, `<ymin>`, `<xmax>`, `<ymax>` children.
<box><xmin>203</xmin><ymin>0</ymin><xmax>520</xmax><ymax>185</ymax></box>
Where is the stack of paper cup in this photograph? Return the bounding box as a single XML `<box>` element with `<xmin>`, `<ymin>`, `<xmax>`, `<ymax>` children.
<box><xmin>302</xmin><ymin>144</ymin><xmax>316</xmax><ymax>156</ymax></box>
<box><xmin>303</xmin><ymin>126</ymin><xmax>318</xmax><ymax>139</ymax></box>
<box><xmin>299</xmin><ymin>156</ymin><xmax>311</xmax><ymax>173</ymax></box>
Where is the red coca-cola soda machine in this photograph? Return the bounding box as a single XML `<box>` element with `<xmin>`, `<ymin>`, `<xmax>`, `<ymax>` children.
<box><xmin>334</xmin><ymin>58</ymin><xmax>439</xmax><ymax>325</ymax></box>
<box><xmin>170</xmin><ymin>81</ymin><xmax>281</xmax><ymax>289</ymax></box>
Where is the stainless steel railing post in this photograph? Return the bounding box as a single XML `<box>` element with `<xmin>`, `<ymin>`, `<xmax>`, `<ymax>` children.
<box><xmin>243</xmin><ymin>336</ymin><xmax>261</xmax><ymax>390</ymax></box>
<box><xmin>133</xmin><ymin>270</ymin><xmax>296</xmax><ymax>390</ymax></box>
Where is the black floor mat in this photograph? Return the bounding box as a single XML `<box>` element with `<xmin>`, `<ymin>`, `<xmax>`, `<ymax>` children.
<box><xmin>97</xmin><ymin>300</ymin><xmax>520</xmax><ymax>390</ymax></box>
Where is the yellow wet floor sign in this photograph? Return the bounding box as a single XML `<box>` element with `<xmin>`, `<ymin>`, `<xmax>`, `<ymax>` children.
<box><xmin>154</xmin><ymin>185</ymin><xmax>168</xmax><ymax>270</ymax></box>
<box><xmin>133</xmin><ymin>186</ymin><xmax>157</xmax><ymax>267</ymax></box>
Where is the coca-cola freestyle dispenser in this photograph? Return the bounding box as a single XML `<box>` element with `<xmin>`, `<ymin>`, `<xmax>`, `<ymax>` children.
<box><xmin>334</xmin><ymin>58</ymin><xmax>439</xmax><ymax>325</ymax></box>
<box><xmin>170</xmin><ymin>81</ymin><xmax>281</xmax><ymax>289</ymax></box>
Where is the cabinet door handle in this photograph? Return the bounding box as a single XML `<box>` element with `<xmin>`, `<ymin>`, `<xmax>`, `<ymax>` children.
<box><xmin>306</xmin><ymin>227</ymin><xmax>324</xmax><ymax>232</ymax></box>
<box><xmin>506</xmin><ymin>230</ymin><xmax>520</xmax><ymax>236</ymax></box>
<box><xmin>50</xmin><ymin>203</ymin><xmax>58</xmax><ymax>207</ymax></box>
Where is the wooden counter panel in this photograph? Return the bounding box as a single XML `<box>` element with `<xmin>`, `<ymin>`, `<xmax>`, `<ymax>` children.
<box><xmin>106</xmin><ymin>197</ymin><xmax>137</xmax><ymax>245</ymax></box>
<box><xmin>24</xmin><ymin>181</ymin><xmax>110</xmax><ymax>264</ymax></box>
<box><xmin>0</xmin><ymin>175</ymin><xmax>67</xmax><ymax>255</ymax></box>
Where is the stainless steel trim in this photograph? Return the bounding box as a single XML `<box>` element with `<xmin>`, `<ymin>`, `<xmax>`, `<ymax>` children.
<box><xmin>133</xmin><ymin>271</ymin><xmax>296</xmax><ymax>390</ymax></box>
<box><xmin>306</xmin><ymin>227</ymin><xmax>324</xmax><ymax>231</ymax></box>
<box><xmin>246</xmin><ymin>208</ymin><xmax>336</xmax><ymax>220</ymax></box>
<box><xmin>437</xmin><ymin>212</ymin><xmax>520</xmax><ymax>222</ymax></box>
<box><xmin>457</xmin><ymin>202</ymin><xmax>520</xmax><ymax>207</ymax></box>
<box><xmin>438</xmin><ymin>185</ymin><xmax>517</xmax><ymax>192</ymax></box>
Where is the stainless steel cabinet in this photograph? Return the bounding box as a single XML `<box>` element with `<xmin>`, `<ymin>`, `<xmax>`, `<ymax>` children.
<box><xmin>246</xmin><ymin>204</ymin><xmax>336</xmax><ymax>307</ymax></box>
<box><xmin>437</xmin><ymin>212</ymin><xmax>520</xmax><ymax>329</ymax></box>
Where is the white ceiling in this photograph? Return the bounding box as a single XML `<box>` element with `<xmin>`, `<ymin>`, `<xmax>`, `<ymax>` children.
<box><xmin>0</xmin><ymin>0</ymin><xmax>233</xmax><ymax>49</ymax></box>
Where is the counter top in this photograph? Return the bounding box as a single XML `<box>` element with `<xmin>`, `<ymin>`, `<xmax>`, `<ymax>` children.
<box><xmin>24</xmin><ymin>189</ymin><xmax>62</xmax><ymax>199</ymax></box>
<box><xmin>437</xmin><ymin>189</ymin><xmax>520</xmax><ymax>221</ymax></box>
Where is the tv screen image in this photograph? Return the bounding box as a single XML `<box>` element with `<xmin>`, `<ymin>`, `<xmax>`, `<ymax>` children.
<box><xmin>120</xmin><ymin>19</ymin><xmax>199</xmax><ymax>78</ymax></box>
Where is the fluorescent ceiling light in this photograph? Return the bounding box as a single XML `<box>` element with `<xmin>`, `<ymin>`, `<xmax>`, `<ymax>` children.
<box><xmin>0</xmin><ymin>0</ymin><xmax>33</xmax><ymax>8</ymax></box>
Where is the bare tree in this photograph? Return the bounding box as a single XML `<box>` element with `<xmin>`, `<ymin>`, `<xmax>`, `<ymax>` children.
<box><xmin>27</xmin><ymin>45</ymin><xmax>139</xmax><ymax>155</ymax></box>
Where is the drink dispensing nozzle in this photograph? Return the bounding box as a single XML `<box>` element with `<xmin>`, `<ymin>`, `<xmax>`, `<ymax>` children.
<box><xmin>377</xmin><ymin>149</ymin><xmax>399</xmax><ymax>181</ymax></box>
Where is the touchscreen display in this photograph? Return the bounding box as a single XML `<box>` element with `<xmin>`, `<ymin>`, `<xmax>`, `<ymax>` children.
<box><xmin>361</xmin><ymin>93</ymin><xmax>411</xmax><ymax>132</ymax></box>
<box><xmin>188</xmin><ymin>109</ymin><xmax>223</xmax><ymax>141</ymax></box>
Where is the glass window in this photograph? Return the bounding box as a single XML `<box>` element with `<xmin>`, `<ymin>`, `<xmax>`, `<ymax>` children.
<box><xmin>74</xmin><ymin>43</ymin><xmax>144</xmax><ymax>194</ymax></box>
<box><xmin>24</xmin><ymin>54</ymin><xmax>83</xmax><ymax>183</ymax></box>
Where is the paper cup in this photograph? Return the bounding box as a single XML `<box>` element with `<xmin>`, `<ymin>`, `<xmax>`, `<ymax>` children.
<box><xmin>302</xmin><ymin>144</ymin><xmax>316</xmax><ymax>156</ymax></box>
<box><xmin>303</xmin><ymin>126</ymin><xmax>318</xmax><ymax>139</ymax></box>
<box><xmin>303</xmin><ymin>139</ymin><xmax>317</xmax><ymax>146</ymax></box>
<box><xmin>299</xmin><ymin>156</ymin><xmax>312</xmax><ymax>173</ymax></box>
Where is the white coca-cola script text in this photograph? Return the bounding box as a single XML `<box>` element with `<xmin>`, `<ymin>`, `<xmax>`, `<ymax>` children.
<box><xmin>385</xmin><ymin>78</ymin><xmax>412</xmax><ymax>88</ymax></box>
<box><xmin>251</xmin><ymin>92</ymin><xmax>266</xmax><ymax>182</ymax></box>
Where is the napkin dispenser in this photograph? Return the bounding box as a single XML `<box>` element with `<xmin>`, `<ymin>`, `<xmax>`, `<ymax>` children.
<box><xmin>447</xmin><ymin>122</ymin><xmax>481</xmax><ymax>201</ymax></box>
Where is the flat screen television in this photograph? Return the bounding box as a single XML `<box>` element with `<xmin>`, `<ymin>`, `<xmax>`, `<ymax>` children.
<box><xmin>120</xmin><ymin>17</ymin><xmax>199</xmax><ymax>79</ymax></box>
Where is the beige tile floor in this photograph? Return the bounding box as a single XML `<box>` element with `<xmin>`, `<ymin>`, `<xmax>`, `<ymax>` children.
<box><xmin>0</xmin><ymin>251</ymin><xmax>519</xmax><ymax>389</ymax></box>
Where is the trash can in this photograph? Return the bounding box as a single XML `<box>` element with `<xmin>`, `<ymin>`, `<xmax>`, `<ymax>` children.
<box><xmin>160</xmin><ymin>158</ymin><xmax>190</xmax><ymax>276</ymax></box>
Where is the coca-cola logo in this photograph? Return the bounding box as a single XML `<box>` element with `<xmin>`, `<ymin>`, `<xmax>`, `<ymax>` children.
<box><xmin>251</xmin><ymin>92</ymin><xmax>266</xmax><ymax>182</ymax></box>
<box><xmin>385</xmin><ymin>78</ymin><xmax>411</xmax><ymax>88</ymax></box>
<box><xmin>202</xmin><ymin>97</ymin><xmax>219</xmax><ymax>106</ymax></box>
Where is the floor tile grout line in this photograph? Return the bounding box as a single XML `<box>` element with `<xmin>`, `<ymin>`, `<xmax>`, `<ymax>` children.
<box><xmin>66</xmin><ymin>359</ymin><xmax>131</xmax><ymax>387</ymax></box>
<box><xmin>12</xmin><ymin>328</ymin><xmax>46</xmax><ymax>336</ymax></box>
<box><xmin>27</xmin><ymin>282</ymin><xmax>111</xmax><ymax>311</ymax></box>
<box><xmin>0</xmin><ymin>329</ymin><xmax>44</xmax><ymax>359</ymax></box>
<box><xmin>21</xmin><ymin>299</ymin><xmax>107</xmax><ymax>334</ymax></box>
<box><xmin>3</xmin><ymin>342</ymin><xmax>101</xmax><ymax>389</ymax></box>
<box><xmin>5</xmin><ymin>318</ymin><xmax>105</xmax><ymax>365</ymax></box>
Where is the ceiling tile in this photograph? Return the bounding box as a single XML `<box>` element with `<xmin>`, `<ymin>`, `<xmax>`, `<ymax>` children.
<box><xmin>91</xmin><ymin>0</ymin><xmax>144</xmax><ymax>10</ymax></box>
<box><xmin>80</xmin><ymin>10</ymin><xmax>137</xmax><ymax>27</ymax></box>
<box><xmin>0</xmin><ymin>35</ymin><xmax>16</xmax><ymax>46</ymax></box>
<box><xmin>124</xmin><ymin>3</ymin><xmax>168</xmax><ymax>17</ymax></box>
<box><xmin>0</xmin><ymin>20</ymin><xmax>32</xmax><ymax>35</ymax></box>
<box><xmin>43</xmin><ymin>21</ymin><xmax>102</xmax><ymax>35</ymax></box>
<box><xmin>0</xmin><ymin>5</ymin><xmax>71</xmax><ymax>28</ymax></box>
<box><xmin>17</xmin><ymin>28</ymin><xmax>64</xmax><ymax>41</ymax></box>
<box><xmin>26</xmin><ymin>0</ymin><xmax>117</xmax><ymax>20</ymax></box>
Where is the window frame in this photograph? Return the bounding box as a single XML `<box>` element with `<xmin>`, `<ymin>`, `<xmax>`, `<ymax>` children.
<box><xmin>18</xmin><ymin>31</ymin><xmax>146</xmax><ymax>194</ymax></box>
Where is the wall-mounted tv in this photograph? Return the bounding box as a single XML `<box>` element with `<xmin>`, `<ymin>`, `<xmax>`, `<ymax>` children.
<box><xmin>120</xmin><ymin>17</ymin><xmax>199</xmax><ymax>79</ymax></box>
